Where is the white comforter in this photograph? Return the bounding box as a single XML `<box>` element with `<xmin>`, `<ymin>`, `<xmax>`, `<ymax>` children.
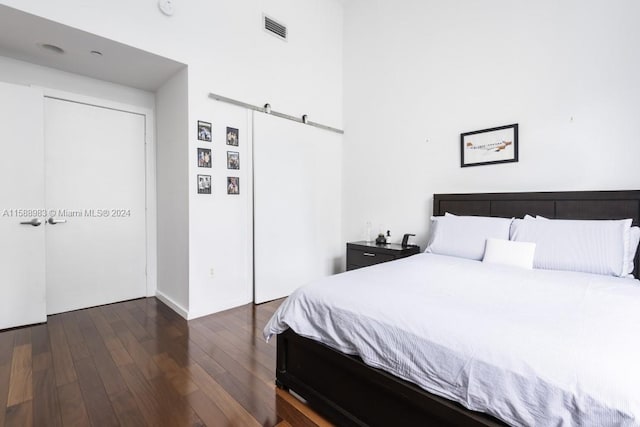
<box><xmin>264</xmin><ymin>253</ymin><xmax>640</xmax><ymax>426</ymax></box>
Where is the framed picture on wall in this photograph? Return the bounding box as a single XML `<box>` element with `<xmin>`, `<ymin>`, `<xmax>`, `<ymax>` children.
<box><xmin>197</xmin><ymin>121</ymin><xmax>212</xmax><ymax>142</ymax></box>
<box><xmin>226</xmin><ymin>127</ymin><xmax>239</xmax><ymax>146</ymax></box>
<box><xmin>198</xmin><ymin>148</ymin><xmax>211</xmax><ymax>168</ymax></box>
<box><xmin>197</xmin><ymin>174</ymin><xmax>211</xmax><ymax>194</ymax></box>
<box><xmin>461</xmin><ymin>123</ymin><xmax>518</xmax><ymax>167</ymax></box>
<box><xmin>227</xmin><ymin>151</ymin><xmax>239</xmax><ymax>169</ymax></box>
<box><xmin>227</xmin><ymin>177</ymin><xmax>239</xmax><ymax>195</ymax></box>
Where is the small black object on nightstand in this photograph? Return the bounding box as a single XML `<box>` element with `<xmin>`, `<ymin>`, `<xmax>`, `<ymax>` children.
<box><xmin>401</xmin><ymin>233</ymin><xmax>417</xmax><ymax>248</ymax></box>
<box><xmin>346</xmin><ymin>241</ymin><xmax>421</xmax><ymax>271</ymax></box>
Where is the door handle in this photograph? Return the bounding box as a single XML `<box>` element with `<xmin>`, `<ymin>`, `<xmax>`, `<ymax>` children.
<box><xmin>363</xmin><ymin>252</ymin><xmax>376</xmax><ymax>257</ymax></box>
<box><xmin>20</xmin><ymin>218</ymin><xmax>42</xmax><ymax>227</ymax></box>
<box><xmin>47</xmin><ymin>217</ymin><xmax>67</xmax><ymax>225</ymax></box>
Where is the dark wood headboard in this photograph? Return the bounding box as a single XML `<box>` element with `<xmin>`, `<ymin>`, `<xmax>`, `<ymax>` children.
<box><xmin>433</xmin><ymin>190</ymin><xmax>640</xmax><ymax>278</ymax></box>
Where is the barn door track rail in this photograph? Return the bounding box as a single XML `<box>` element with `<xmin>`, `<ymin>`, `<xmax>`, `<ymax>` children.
<box><xmin>208</xmin><ymin>92</ymin><xmax>344</xmax><ymax>135</ymax></box>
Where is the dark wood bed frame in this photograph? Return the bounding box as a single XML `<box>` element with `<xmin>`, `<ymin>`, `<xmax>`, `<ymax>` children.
<box><xmin>276</xmin><ymin>190</ymin><xmax>640</xmax><ymax>426</ymax></box>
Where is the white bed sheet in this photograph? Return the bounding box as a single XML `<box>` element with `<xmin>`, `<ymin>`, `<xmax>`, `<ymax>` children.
<box><xmin>264</xmin><ymin>253</ymin><xmax>640</xmax><ymax>426</ymax></box>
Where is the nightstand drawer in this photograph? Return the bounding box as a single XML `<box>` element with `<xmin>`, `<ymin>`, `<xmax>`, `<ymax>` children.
<box><xmin>347</xmin><ymin>249</ymin><xmax>395</xmax><ymax>267</ymax></box>
<box><xmin>346</xmin><ymin>241</ymin><xmax>421</xmax><ymax>271</ymax></box>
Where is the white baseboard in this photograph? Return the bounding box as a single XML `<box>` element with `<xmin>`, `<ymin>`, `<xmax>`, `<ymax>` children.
<box><xmin>186</xmin><ymin>296</ymin><xmax>253</xmax><ymax>320</ymax></box>
<box><xmin>155</xmin><ymin>291</ymin><xmax>253</xmax><ymax>321</ymax></box>
<box><xmin>155</xmin><ymin>290</ymin><xmax>189</xmax><ymax>319</ymax></box>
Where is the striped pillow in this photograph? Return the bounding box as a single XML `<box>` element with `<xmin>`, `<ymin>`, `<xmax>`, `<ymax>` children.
<box><xmin>426</xmin><ymin>214</ymin><xmax>513</xmax><ymax>261</ymax></box>
<box><xmin>510</xmin><ymin>218</ymin><xmax>632</xmax><ymax>277</ymax></box>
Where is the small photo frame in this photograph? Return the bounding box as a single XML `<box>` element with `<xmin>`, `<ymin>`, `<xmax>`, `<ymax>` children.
<box><xmin>197</xmin><ymin>174</ymin><xmax>211</xmax><ymax>194</ymax></box>
<box><xmin>226</xmin><ymin>127</ymin><xmax>239</xmax><ymax>146</ymax></box>
<box><xmin>227</xmin><ymin>151</ymin><xmax>239</xmax><ymax>169</ymax></box>
<box><xmin>198</xmin><ymin>148</ymin><xmax>212</xmax><ymax>168</ymax></box>
<box><xmin>197</xmin><ymin>121</ymin><xmax>212</xmax><ymax>142</ymax></box>
<box><xmin>461</xmin><ymin>123</ymin><xmax>518</xmax><ymax>167</ymax></box>
<box><xmin>227</xmin><ymin>177</ymin><xmax>239</xmax><ymax>195</ymax></box>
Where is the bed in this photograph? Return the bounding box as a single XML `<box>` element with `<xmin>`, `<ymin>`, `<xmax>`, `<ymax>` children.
<box><xmin>265</xmin><ymin>190</ymin><xmax>640</xmax><ymax>426</ymax></box>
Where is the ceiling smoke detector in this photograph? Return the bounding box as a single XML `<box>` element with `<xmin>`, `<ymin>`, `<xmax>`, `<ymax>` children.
<box><xmin>158</xmin><ymin>0</ymin><xmax>175</xmax><ymax>16</ymax></box>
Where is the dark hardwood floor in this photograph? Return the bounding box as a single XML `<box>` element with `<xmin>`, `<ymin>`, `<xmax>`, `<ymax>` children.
<box><xmin>0</xmin><ymin>297</ymin><xmax>288</xmax><ymax>426</ymax></box>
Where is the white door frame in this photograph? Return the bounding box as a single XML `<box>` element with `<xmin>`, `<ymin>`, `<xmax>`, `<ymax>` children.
<box><xmin>38</xmin><ymin>87</ymin><xmax>157</xmax><ymax>298</ymax></box>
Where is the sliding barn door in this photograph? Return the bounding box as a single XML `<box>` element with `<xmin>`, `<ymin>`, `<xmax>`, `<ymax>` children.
<box><xmin>254</xmin><ymin>113</ymin><xmax>342</xmax><ymax>303</ymax></box>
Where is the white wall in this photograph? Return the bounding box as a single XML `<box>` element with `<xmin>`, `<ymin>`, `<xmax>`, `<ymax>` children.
<box><xmin>156</xmin><ymin>67</ymin><xmax>190</xmax><ymax>316</ymax></box>
<box><xmin>1</xmin><ymin>0</ymin><xmax>343</xmax><ymax>126</ymax></box>
<box><xmin>188</xmin><ymin>102</ymin><xmax>252</xmax><ymax>318</ymax></box>
<box><xmin>0</xmin><ymin>55</ymin><xmax>154</xmax><ymax>109</ymax></box>
<box><xmin>0</xmin><ymin>0</ymin><xmax>344</xmax><ymax>317</ymax></box>
<box><xmin>343</xmin><ymin>0</ymin><xmax>640</xmax><ymax>249</ymax></box>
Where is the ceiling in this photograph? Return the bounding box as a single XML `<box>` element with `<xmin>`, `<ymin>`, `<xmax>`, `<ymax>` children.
<box><xmin>0</xmin><ymin>5</ymin><xmax>186</xmax><ymax>92</ymax></box>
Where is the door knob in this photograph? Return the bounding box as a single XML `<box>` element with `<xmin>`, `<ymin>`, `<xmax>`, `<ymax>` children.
<box><xmin>47</xmin><ymin>217</ymin><xmax>67</xmax><ymax>225</ymax></box>
<box><xmin>20</xmin><ymin>218</ymin><xmax>42</xmax><ymax>227</ymax></box>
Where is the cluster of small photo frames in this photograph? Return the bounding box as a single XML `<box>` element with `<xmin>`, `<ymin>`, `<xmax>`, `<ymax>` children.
<box><xmin>196</xmin><ymin>120</ymin><xmax>240</xmax><ymax>195</ymax></box>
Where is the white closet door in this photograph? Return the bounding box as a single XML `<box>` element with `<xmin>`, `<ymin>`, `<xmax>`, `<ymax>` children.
<box><xmin>44</xmin><ymin>98</ymin><xmax>147</xmax><ymax>314</ymax></box>
<box><xmin>0</xmin><ymin>82</ymin><xmax>46</xmax><ymax>329</ymax></box>
<box><xmin>254</xmin><ymin>113</ymin><xmax>342</xmax><ymax>303</ymax></box>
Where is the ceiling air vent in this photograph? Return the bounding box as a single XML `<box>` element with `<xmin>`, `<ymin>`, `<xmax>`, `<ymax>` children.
<box><xmin>263</xmin><ymin>14</ymin><xmax>287</xmax><ymax>41</ymax></box>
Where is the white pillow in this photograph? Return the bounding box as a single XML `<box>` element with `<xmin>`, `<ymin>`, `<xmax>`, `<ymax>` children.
<box><xmin>525</xmin><ymin>216</ymin><xmax>638</xmax><ymax>277</ymax></box>
<box><xmin>523</xmin><ymin>215</ymin><xmax>548</xmax><ymax>220</ymax></box>
<box><xmin>624</xmin><ymin>226</ymin><xmax>640</xmax><ymax>277</ymax></box>
<box><xmin>426</xmin><ymin>214</ymin><xmax>513</xmax><ymax>260</ymax></box>
<box><xmin>510</xmin><ymin>218</ymin><xmax>632</xmax><ymax>277</ymax></box>
<box><xmin>483</xmin><ymin>238</ymin><xmax>536</xmax><ymax>269</ymax></box>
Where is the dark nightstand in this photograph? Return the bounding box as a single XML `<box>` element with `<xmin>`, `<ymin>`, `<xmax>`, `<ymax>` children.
<box><xmin>346</xmin><ymin>241</ymin><xmax>421</xmax><ymax>271</ymax></box>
